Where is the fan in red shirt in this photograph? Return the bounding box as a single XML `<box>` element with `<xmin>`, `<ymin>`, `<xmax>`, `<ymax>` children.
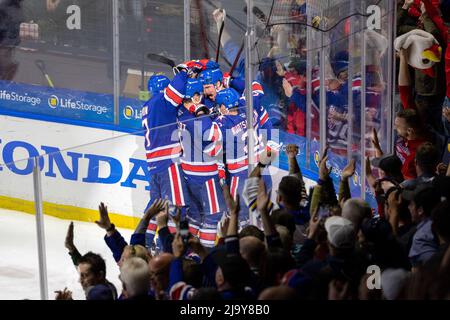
<box><xmin>394</xmin><ymin>109</ymin><xmax>430</xmax><ymax>180</ymax></box>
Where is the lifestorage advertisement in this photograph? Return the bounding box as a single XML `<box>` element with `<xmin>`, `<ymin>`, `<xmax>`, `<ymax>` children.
<box><xmin>0</xmin><ymin>80</ymin><xmax>145</xmax><ymax>130</ymax></box>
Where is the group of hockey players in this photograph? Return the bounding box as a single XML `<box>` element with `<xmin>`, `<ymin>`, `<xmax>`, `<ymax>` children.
<box><xmin>141</xmin><ymin>59</ymin><xmax>276</xmax><ymax>248</ymax></box>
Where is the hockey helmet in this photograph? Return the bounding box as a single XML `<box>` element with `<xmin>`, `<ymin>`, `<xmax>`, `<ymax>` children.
<box><xmin>148</xmin><ymin>74</ymin><xmax>170</xmax><ymax>95</ymax></box>
<box><xmin>185</xmin><ymin>78</ymin><xmax>204</xmax><ymax>100</ymax></box>
<box><xmin>199</xmin><ymin>68</ymin><xmax>223</xmax><ymax>86</ymax></box>
<box><xmin>215</xmin><ymin>88</ymin><xmax>240</xmax><ymax>109</ymax></box>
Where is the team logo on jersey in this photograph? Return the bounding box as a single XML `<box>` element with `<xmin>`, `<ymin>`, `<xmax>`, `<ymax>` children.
<box><xmin>123</xmin><ymin>106</ymin><xmax>134</xmax><ymax>120</ymax></box>
<box><xmin>48</xmin><ymin>95</ymin><xmax>59</xmax><ymax>109</ymax></box>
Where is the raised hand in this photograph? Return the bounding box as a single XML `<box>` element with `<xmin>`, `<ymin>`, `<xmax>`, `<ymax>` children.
<box><xmin>219</xmin><ymin>216</ymin><xmax>230</xmax><ymax>238</ymax></box>
<box><xmin>307</xmin><ymin>207</ymin><xmax>321</xmax><ymax>241</ymax></box>
<box><xmin>64</xmin><ymin>222</ymin><xmax>76</xmax><ymax>252</ymax></box>
<box><xmin>172</xmin><ymin>233</ymin><xmax>185</xmax><ymax>258</ymax></box>
<box><xmin>285</xmin><ymin>144</ymin><xmax>299</xmax><ymax>159</ymax></box>
<box><xmin>282</xmin><ymin>78</ymin><xmax>293</xmax><ymax>98</ymax></box>
<box><xmin>341</xmin><ymin>159</ymin><xmax>356</xmax><ymax>180</ymax></box>
<box><xmin>95</xmin><ymin>202</ymin><xmax>112</xmax><ymax>231</ymax></box>
<box><xmin>170</xmin><ymin>206</ymin><xmax>182</xmax><ymax>230</ymax></box>
<box><xmin>229</xmin><ymin>193</ymin><xmax>241</xmax><ymax>217</ymax></box>
<box><xmin>276</xmin><ymin>61</ymin><xmax>286</xmax><ymax>77</ymax></box>
<box><xmin>319</xmin><ymin>155</ymin><xmax>332</xmax><ymax>181</ymax></box>
<box><xmin>144</xmin><ymin>199</ymin><xmax>167</xmax><ymax>220</ymax></box>
<box><xmin>55</xmin><ymin>287</ymin><xmax>73</xmax><ymax>300</ymax></box>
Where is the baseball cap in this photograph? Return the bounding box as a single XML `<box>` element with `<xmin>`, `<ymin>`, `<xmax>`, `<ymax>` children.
<box><xmin>401</xmin><ymin>183</ymin><xmax>435</xmax><ymax>202</ymax></box>
<box><xmin>371</xmin><ymin>154</ymin><xmax>402</xmax><ymax>174</ymax></box>
<box><xmin>324</xmin><ymin>216</ymin><xmax>355</xmax><ymax>249</ymax></box>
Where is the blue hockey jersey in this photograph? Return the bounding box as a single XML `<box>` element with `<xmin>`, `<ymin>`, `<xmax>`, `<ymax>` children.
<box><xmin>216</xmin><ymin>110</ymin><xmax>260</xmax><ymax>175</ymax></box>
<box><xmin>178</xmin><ymin>108</ymin><xmax>223</xmax><ymax>182</ymax></box>
<box><xmin>142</xmin><ymin>72</ymin><xmax>188</xmax><ymax>174</ymax></box>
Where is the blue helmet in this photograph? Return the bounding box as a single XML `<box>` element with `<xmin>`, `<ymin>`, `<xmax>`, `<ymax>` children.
<box><xmin>215</xmin><ymin>88</ymin><xmax>240</xmax><ymax>109</ymax></box>
<box><xmin>148</xmin><ymin>74</ymin><xmax>170</xmax><ymax>95</ymax></box>
<box><xmin>185</xmin><ymin>78</ymin><xmax>204</xmax><ymax>99</ymax></box>
<box><xmin>199</xmin><ymin>68</ymin><xmax>223</xmax><ymax>86</ymax></box>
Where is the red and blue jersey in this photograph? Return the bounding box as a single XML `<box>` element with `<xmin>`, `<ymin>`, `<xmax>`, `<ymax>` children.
<box><xmin>178</xmin><ymin>108</ymin><xmax>223</xmax><ymax>182</ymax></box>
<box><xmin>142</xmin><ymin>72</ymin><xmax>188</xmax><ymax>174</ymax></box>
<box><xmin>216</xmin><ymin>110</ymin><xmax>260</xmax><ymax>175</ymax></box>
<box><xmin>238</xmin><ymin>94</ymin><xmax>274</xmax><ymax>151</ymax></box>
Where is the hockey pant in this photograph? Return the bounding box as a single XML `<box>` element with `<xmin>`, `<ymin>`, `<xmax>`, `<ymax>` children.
<box><xmin>185</xmin><ymin>176</ymin><xmax>227</xmax><ymax>248</ymax></box>
<box><xmin>144</xmin><ymin>163</ymin><xmax>189</xmax><ymax>248</ymax></box>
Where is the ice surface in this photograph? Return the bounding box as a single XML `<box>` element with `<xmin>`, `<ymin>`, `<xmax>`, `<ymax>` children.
<box><xmin>0</xmin><ymin>209</ymin><xmax>133</xmax><ymax>300</ymax></box>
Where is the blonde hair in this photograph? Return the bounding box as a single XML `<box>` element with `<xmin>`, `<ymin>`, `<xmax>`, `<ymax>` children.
<box><xmin>125</xmin><ymin>245</ymin><xmax>150</xmax><ymax>263</ymax></box>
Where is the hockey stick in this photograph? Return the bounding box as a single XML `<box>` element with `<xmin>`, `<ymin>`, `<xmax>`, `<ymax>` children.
<box><xmin>35</xmin><ymin>60</ymin><xmax>55</xmax><ymax>88</ymax></box>
<box><xmin>229</xmin><ymin>41</ymin><xmax>245</xmax><ymax>76</ymax></box>
<box><xmin>243</xmin><ymin>5</ymin><xmax>268</xmax><ymax>25</ymax></box>
<box><xmin>146</xmin><ymin>53</ymin><xmax>176</xmax><ymax>69</ymax></box>
<box><xmin>215</xmin><ymin>9</ymin><xmax>225</xmax><ymax>62</ymax></box>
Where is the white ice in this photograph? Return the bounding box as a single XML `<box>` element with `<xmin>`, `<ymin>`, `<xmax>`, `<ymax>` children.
<box><xmin>0</xmin><ymin>209</ymin><xmax>133</xmax><ymax>300</ymax></box>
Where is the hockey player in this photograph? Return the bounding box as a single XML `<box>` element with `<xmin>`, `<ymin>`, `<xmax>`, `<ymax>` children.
<box><xmin>148</xmin><ymin>74</ymin><xmax>170</xmax><ymax>96</ymax></box>
<box><xmin>215</xmin><ymin>88</ymin><xmax>262</xmax><ymax>226</ymax></box>
<box><xmin>142</xmin><ymin>61</ymin><xmax>206</xmax><ymax>247</ymax></box>
<box><xmin>178</xmin><ymin>78</ymin><xmax>227</xmax><ymax>247</ymax></box>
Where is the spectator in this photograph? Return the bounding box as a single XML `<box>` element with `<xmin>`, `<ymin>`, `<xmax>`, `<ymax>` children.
<box><xmin>62</xmin><ymin>222</ymin><xmax>117</xmax><ymax>300</ymax></box>
<box><xmin>402</xmin><ymin>184</ymin><xmax>441</xmax><ymax>268</ymax></box>
<box><xmin>119</xmin><ymin>257</ymin><xmax>153</xmax><ymax>300</ymax></box>
<box><xmin>239</xmin><ymin>236</ymin><xmax>266</xmax><ymax>277</ymax></box>
<box><xmin>298</xmin><ymin>215</ymin><xmax>367</xmax><ymax>300</ymax></box>
<box><xmin>77</xmin><ymin>252</ymin><xmax>117</xmax><ymax>300</ymax></box>
<box><xmin>341</xmin><ymin>199</ymin><xmax>372</xmax><ymax>233</ymax></box>
<box><xmin>401</xmin><ymin>142</ymin><xmax>441</xmax><ymax>189</ymax></box>
<box><xmin>149</xmin><ymin>253</ymin><xmax>174</xmax><ymax>300</ymax></box>
<box><xmin>394</xmin><ymin>108</ymin><xmax>430</xmax><ymax>180</ymax></box>
<box><xmin>371</xmin><ymin>154</ymin><xmax>405</xmax><ymax>185</ymax></box>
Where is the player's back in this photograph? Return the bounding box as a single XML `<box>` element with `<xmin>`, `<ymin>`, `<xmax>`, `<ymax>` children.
<box><xmin>142</xmin><ymin>93</ymin><xmax>182</xmax><ymax>174</ymax></box>
<box><xmin>217</xmin><ymin>111</ymin><xmax>259</xmax><ymax>175</ymax></box>
<box><xmin>178</xmin><ymin>109</ymin><xmax>222</xmax><ymax>180</ymax></box>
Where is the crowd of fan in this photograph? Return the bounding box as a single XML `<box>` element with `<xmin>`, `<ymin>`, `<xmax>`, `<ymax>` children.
<box><xmin>55</xmin><ymin>139</ymin><xmax>450</xmax><ymax>300</ymax></box>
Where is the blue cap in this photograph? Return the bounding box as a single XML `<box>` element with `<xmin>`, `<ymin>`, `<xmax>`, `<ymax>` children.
<box><xmin>148</xmin><ymin>74</ymin><xmax>170</xmax><ymax>95</ymax></box>
<box><xmin>185</xmin><ymin>78</ymin><xmax>204</xmax><ymax>99</ymax></box>
<box><xmin>199</xmin><ymin>68</ymin><xmax>223</xmax><ymax>86</ymax></box>
<box><xmin>215</xmin><ymin>88</ymin><xmax>240</xmax><ymax>109</ymax></box>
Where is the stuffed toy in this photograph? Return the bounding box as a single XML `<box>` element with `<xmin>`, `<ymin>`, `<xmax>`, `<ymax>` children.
<box><xmin>394</xmin><ymin>29</ymin><xmax>442</xmax><ymax>77</ymax></box>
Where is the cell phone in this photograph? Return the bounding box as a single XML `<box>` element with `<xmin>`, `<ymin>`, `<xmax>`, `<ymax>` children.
<box><xmin>179</xmin><ymin>220</ymin><xmax>190</xmax><ymax>245</ymax></box>
<box><xmin>317</xmin><ymin>205</ymin><xmax>331</xmax><ymax>219</ymax></box>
